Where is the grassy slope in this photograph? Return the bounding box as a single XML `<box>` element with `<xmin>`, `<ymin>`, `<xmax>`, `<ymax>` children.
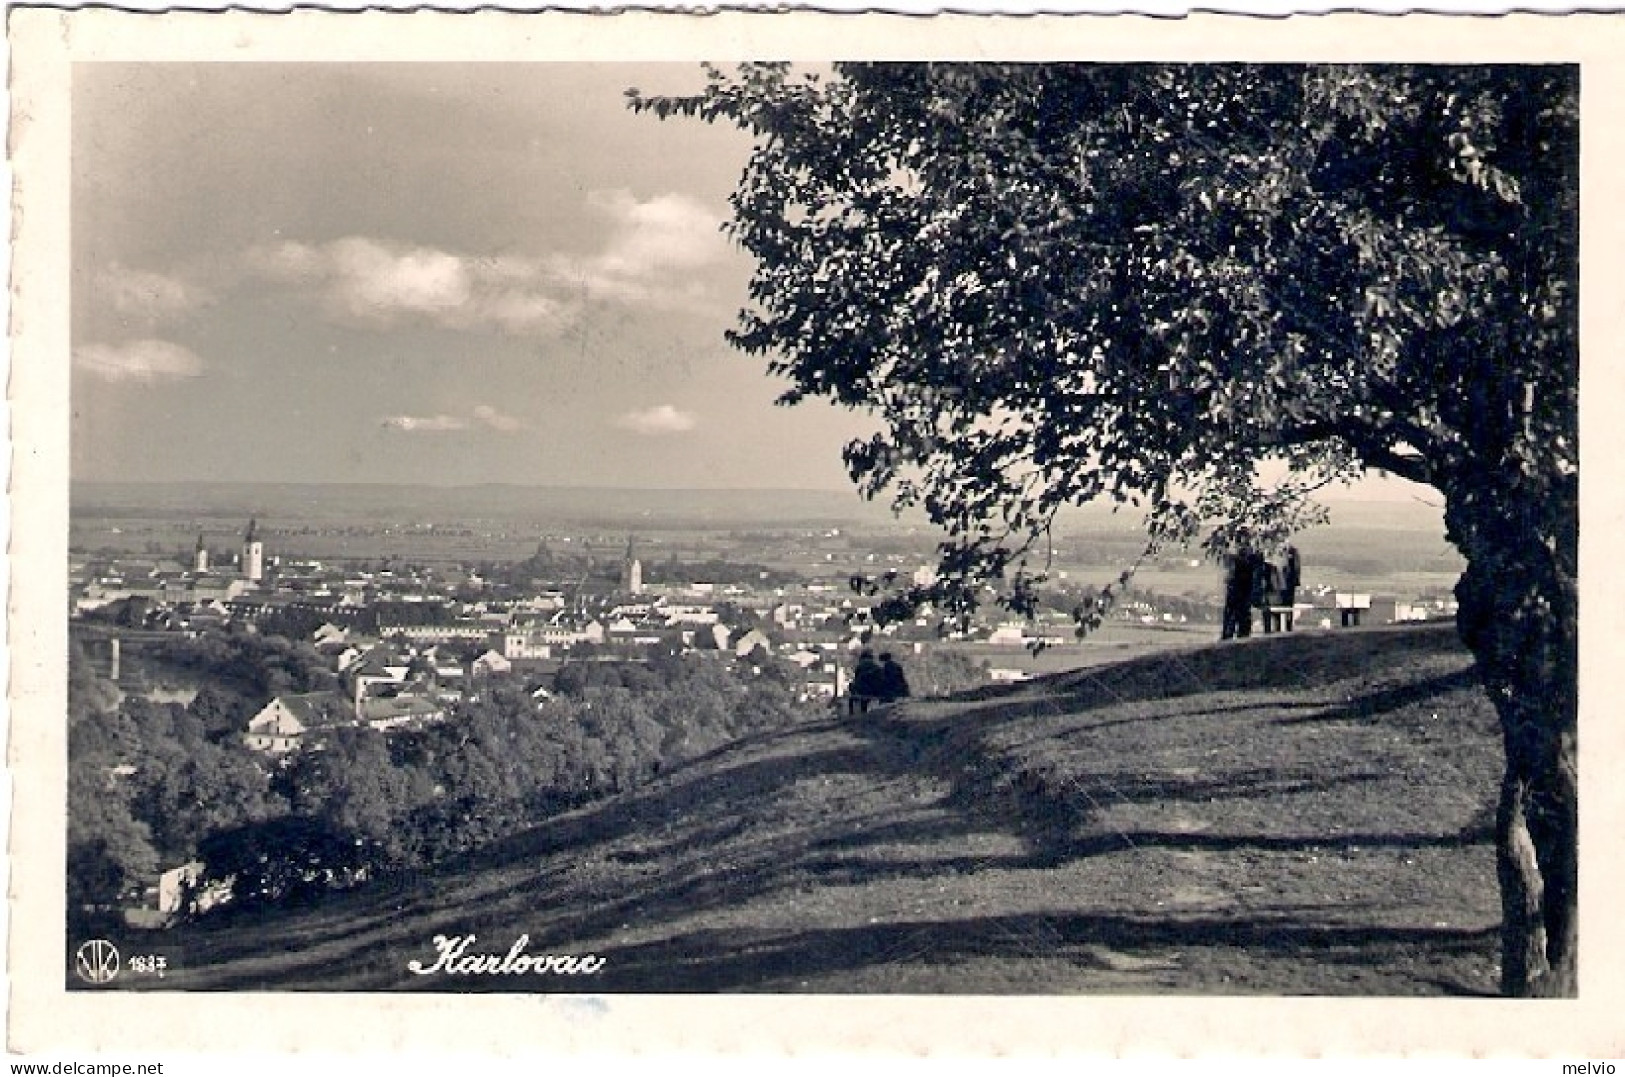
<box><xmin>133</xmin><ymin>623</ymin><xmax>1503</xmax><ymax>995</ymax></box>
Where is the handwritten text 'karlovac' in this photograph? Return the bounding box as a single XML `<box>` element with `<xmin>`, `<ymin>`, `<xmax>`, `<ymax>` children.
<box><xmin>408</xmin><ymin>934</ymin><xmax>607</xmax><ymax>976</ymax></box>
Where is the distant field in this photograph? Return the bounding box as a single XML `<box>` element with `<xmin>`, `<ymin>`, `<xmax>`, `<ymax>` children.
<box><xmin>937</xmin><ymin>623</ymin><xmax>1217</xmax><ymax>677</ymax></box>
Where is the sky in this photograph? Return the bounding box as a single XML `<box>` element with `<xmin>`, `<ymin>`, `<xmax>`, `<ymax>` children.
<box><xmin>70</xmin><ymin>60</ymin><xmax>1429</xmax><ymax>501</ymax></box>
<box><xmin>71</xmin><ymin>62</ymin><xmax>879</xmax><ymax>489</ymax></box>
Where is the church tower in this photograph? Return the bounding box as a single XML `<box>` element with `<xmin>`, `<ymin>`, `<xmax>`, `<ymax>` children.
<box><xmin>242</xmin><ymin>518</ymin><xmax>264</xmax><ymax>582</ymax></box>
<box><xmin>622</xmin><ymin>535</ymin><xmax>644</xmax><ymax>595</ymax></box>
<box><xmin>194</xmin><ymin>533</ymin><xmax>209</xmax><ymax>574</ymax></box>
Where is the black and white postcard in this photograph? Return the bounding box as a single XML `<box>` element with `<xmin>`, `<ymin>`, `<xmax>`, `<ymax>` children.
<box><xmin>8</xmin><ymin>5</ymin><xmax>1625</xmax><ymax>1060</ymax></box>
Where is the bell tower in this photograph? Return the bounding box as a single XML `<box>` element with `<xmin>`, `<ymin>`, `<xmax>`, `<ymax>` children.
<box><xmin>622</xmin><ymin>535</ymin><xmax>643</xmax><ymax>595</ymax></box>
<box><xmin>243</xmin><ymin>518</ymin><xmax>264</xmax><ymax>582</ymax></box>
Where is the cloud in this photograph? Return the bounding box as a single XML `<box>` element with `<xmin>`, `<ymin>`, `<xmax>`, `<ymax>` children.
<box><xmin>379</xmin><ymin>414</ymin><xmax>469</xmax><ymax>433</ymax></box>
<box><xmin>243</xmin><ymin>192</ymin><xmax>728</xmax><ymax>336</ymax></box>
<box><xmin>586</xmin><ymin>189</ymin><xmax>728</xmax><ymax>277</ymax></box>
<box><xmin>245</xmin><ymin>241</ymin><xmax>327</xmax><ymax>284</ymax></box>
<box><xmin>615</xmin><ymin>404</ymin><xmax>697</xmax><ymax>436</ymax></box>
<box><xmin>379</xmin><ymin>404</ymin><xmax>525</xmax><ymax>434</ymax></box>
<box><xmin>472</xmin><ymin>404</ymin><xmax>523</xmax><ymax>432</ymax></box>
<box><xmin>326</xmin><ymin>238</ymin><xmax>471</xmax><ymax>316</ymax></box>
<box><xmin>561</xmin><ymin>190</ymin><xmax>729</xmax><ymax>311</ymax></box>
<box><xmin>73</xmin><ymin>339</ymin><xmax>205</xmax><ymax>382</ymax></box>
<box><xmin>95</xmin><ymin>264</ymin><xmax>209</xmax><ymax>324</ymax></box>
<box><xmin>247</xmin><ymin>238</ymin><xmax>575</xmax><ymax>336</ymax></box>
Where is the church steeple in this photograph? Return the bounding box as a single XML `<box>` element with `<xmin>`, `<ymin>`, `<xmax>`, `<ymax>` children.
<box><xmin>622</xmin><ymin>533</ymin><xmax>644</xmax><ymax>595</ymax></box>
<box><xmin>242</xmin><ymin>518</ymin><xmax>264</xmax><ymax>582</ymax></box>
<box><xmin>194</xmin><ymin>533</ymin><xmax>209</xmax><ymax>574</ymax></box>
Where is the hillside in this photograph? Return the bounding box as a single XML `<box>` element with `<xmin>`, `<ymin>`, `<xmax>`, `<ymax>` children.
<box><xmin>121</xmin><ymin>623</ymin><xmax>1504</xmax><ymax>995</ymax></box>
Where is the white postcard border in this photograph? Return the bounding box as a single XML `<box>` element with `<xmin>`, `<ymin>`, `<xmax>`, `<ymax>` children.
<box><xmin>9</xmin><ymin>8</ymin><xmax>1625</xmax><ymax>1057</ymax></box>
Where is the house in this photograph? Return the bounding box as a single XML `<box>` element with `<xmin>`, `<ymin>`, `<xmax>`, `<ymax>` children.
<box><xmin>800</xmin><ymin>659</ymin><xmax>846</xmax><ymax>702</ymax></box>
<box><xmin>243</xmin><ymin>692</ymin><xmax>350</xmax><ymax>755</ymax></box>
<box><xmin>662</xmin><ymin>603</ymin><xmax>720</xmax><ymax>626</ymax></box>
<box><xmin>358</xmin><ymin>693</ymin><xmax>445</xmax><ymax>731</ymax></box>
<box><xmin>382</xmin><ymin>621</ymin><xmax>490</xmax><ymax>643</ymax></box>
<box><xmin>312</xmin><ymin>622</ymin><xmax>349</xmax><ymax>646</ymax></box>
<box><xmin>156</xmin><ymin>861</ymin><xmax>226</xmax><ymax>915</ymax></box>
<box><xmin>1334</xmin><ymin>592</ymin><xmax>1374</xmax><ymax>628</ymax></box>
<box><xmin>188</xmin><ymin>577</ymin><xmax>246</xmax><ymax>604</ymax></box>
<box><xmin>471</xmin><ymin>649</ymin><xmax>512</xmax><ymax>676</ymax></box>
<box><xmin>987</xmin><ymin>623</ymin><xmax>1029</xmax><ymax>647</ymax></box>
<box><xmin>329</xmin><ymin>645</ymin><xmax>364</xmax><ymax>672</ymax></box>
<box><xmin>733</xmin><ymin>628</ymin><xmax>772</xmax><ymax>658</ymax></box>
<box><xmin>502</xmin><ymin>631</ymin><xmax>554</xmax><ymax>661</ymax></box>
<box><xmin>178</xmin><ymin>599</ymin><xmax>230</xmax><ymax>631</ymax></box>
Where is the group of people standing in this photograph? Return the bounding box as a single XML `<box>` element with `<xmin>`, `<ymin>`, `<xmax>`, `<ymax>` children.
<box><xmin>1221</xmin><ymin>541</ymin><xmax>1302</xmax><ymax>640</ymax></box>
<box><xmin>847</xmin><ymin>648</ymin><xmax>911</xmax><ymax>714</ymax></box>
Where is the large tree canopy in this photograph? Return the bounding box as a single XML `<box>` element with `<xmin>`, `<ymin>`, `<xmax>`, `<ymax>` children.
<box><xmin>632</xmin><ymin>63</ymin><xmax>1578</xmax><ymax>996</ymax></box>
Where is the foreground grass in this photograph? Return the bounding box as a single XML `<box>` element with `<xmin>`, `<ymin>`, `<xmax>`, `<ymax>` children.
<box><xmin>111</xmin><ymin>622</ymin><xmax>1502</xmax><ymax>995</ymax></box>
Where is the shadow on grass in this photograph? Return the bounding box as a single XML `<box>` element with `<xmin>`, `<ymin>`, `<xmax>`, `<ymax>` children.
<box><xmin>158</xmin><ymin>721</ymin><xmax>926</xmax><ymax>982</ymax></box>
<box><xmin>152</xmin><ymin>625</ymin><xmax>1498</xmax><ymax>993</ymax></box>
<box><xmin>1272</xmin><ymin>667</ymin><xmax>1482</xmax><ymax>726</ymax></box>
<box><xmin>173</xmin><ymin>783</ymin><xmax>1495</xmax><ymax>992</ymax></box>
<box><xmin>918</xmin><ymin>623</ymin><xmax>1478</xmax><ymax>734</ymax></box>
<box><xmin>398</xmin><ymin>910</ymin><xmax>1499</xmax><ymax>995</ymax></box>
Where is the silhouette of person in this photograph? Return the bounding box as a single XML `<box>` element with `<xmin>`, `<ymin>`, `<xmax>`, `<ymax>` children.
<box><xmin>850</xmin><ymin>649</ymin><xmax>883</xmax><ymax>714</ymax></box>
<box><xmin>1222</xmin><ymin>539</ymin><xmax>1258</xmax><ymax>640</ymax></box>
<box><xmin>1282</xmin><ymin>545</ymin><xmax>1302</xmax><ymax>607</ymax></box>
<box><xmin>1259</xmin><ymin>556</ymin><xmax>1284</xmax><ymax>607</ymax></box>
<box><xmin>878</xmin><ymin>651</ymin><xmax>911</xmax><ymax>704</ymax></box>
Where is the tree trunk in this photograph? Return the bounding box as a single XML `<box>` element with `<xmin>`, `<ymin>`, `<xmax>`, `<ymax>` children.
<box><xmin>1492</xmin><ymin>721</ymin><xmax>1578</xmax><ymax>996</ymax></box>
<box><xmin>1449</xmin><ymin>479</ymin><xmax>1578</xmax><ymax>998</ymax></box>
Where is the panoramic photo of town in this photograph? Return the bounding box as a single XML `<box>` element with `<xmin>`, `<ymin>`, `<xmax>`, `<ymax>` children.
<box><xmin>60</xmin><ymin>57</ymin><xmax>1577</xmax><ymax>1003</ymax></box>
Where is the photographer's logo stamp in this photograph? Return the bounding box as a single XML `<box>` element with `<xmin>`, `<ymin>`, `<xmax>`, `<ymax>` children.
<box><xmin>74</xmin><ymin>939</ymin><xmax>120</xmax><ymax>985</ymax></box>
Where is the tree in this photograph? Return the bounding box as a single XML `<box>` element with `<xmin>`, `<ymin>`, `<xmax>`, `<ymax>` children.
<box><xmin>631</xmin><ymin>63</ymin><xmax>1577</xmax><ymax>996</ymax></box>
<box><xmin>66</xmin><ymin>641</ymin><xmax>158</xmax><ymax>918</ymax></box>
<box><xmin>67</xmin><ymin>756</ymin><xmax>160</xmax><ymax>915</ymax></box>
<box><xmin>128</xmin><ymin>736</ymin><xmax>287</xmax><ymax>864</ymax></box>
<box><xmin>283</xmin><ymin>728</ymin><xmax>434</xmax><ymax>866</ymax></box>
<box><xmin>187</xmin><ymin>681</ymin><xmax>256</xmax><ymax>742</ymax></box>
<box><xmin>196</xmin><ymin>816</ymin><xmax>369</xmax><ymax>910</ymax></box>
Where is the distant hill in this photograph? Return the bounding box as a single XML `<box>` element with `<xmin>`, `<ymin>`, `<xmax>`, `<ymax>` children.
<box><xmin>112</xmin><ymin>622</ymin><xmax>1503</xmax><ymax>996</ymax></box>
<box><xmin>70</xmin><ymin>480</ymin><xmax>1454</xmax><ymax>535</ymax></box>
<box><xmin>70</xmin><ymin>481</ymin><xmax>907</xmax><ymax>530</ymax></box>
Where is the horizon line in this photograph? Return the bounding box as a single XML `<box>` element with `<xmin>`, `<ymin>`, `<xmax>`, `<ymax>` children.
<box><xmin>68</xmin><ymin>477</ymin><xmax>1439</xmax><ymax>507</ymax></box>
<box><xmin>70</xmin><ymin>479</ymin><xmax>862</xmax><ymax>495</ymax></box>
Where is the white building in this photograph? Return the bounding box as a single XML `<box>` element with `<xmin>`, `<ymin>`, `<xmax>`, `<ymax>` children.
<box><xmin>243</xmin><ymin>692</ymin><xmax>347</xmax><ymax>754</ymax></box>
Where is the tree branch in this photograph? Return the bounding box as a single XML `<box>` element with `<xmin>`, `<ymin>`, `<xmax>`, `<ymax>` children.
<box><xmin>1268</xmin><ymin>417</ymin><xmax>1436</xmax><ymax>489</ymax></box>
<box><xmin>1358</xmin><ymin>445</ymin><xmax>1434</xmax><ymax>487</ymax></box>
